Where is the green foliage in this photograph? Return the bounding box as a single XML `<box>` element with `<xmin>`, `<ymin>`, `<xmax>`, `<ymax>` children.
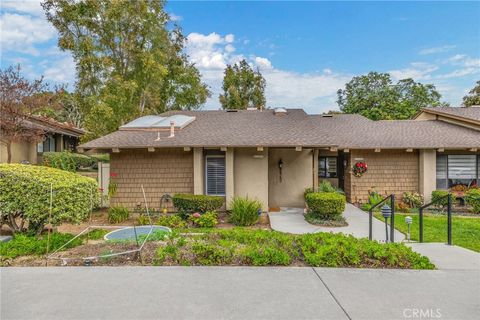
<box><xmin>189</xmin><ymin>211</ymin><xmax>218</xmax><ymax>228</ymax></box>
<box><xmin>172</xmin><ymin>194</ymin><xmax>224</xmax><ymax>213</ymax></box>
<box><xmin>304</xmin><ymin>187</ymin><xmax>315</xmax><ymax>198</ymax></box>
<box><xmin>0</xmin><ymin>164</ymin><xmax>99</xmax><ymax>234</ymax></box>
<box><xmin>360</xmin><ymin>192</ymin><xmax>384</xmax><ymax>211</ymax></box>
<box><xmin>305</xmin><ymin>192</ymin><xmax>346</xmax><ymax>220</ymax></box>
<box><xmin>107</xmin><ymin>206</ymin><xmax>129</xmax><ymax>224</ymax></box>
<box><xmin>43</xmin><ymin>151</ymin><xmax>95</xmax><ymax>172</ymax></box>
<box><xmin>465</xmin><ymin>189</ymin><xmax>480</xmax><ymax>214</ymax></box>
<box><xmin>219</xmin><ymin>59</ymin><xmax>266</xmax><ymax>110</ymax></box>
<box><xmin>156</xmin><ymin>215</ymin><xmax>188</xmax><ymax>228</ymax></box>
<box><xmin>402</xmin><ymin>192</ymin><xmax>424</xmax><ymax>208</ymax></box>
<box><xmin>229</xmin><ymin>197</ymin><xmax>262</xmax><ymax>226</ymax></box>
<box><xmin>304</xmin><ymin>211</ymin><xmax>347</xmax><ymax>227</ymax></box>
<box><xmin>43</xmin><ymin>0</ymin><xmax>210</xmax><ymax>141</ymax></box>
<box><xmin>318</xmin><ymin>180</ymin><xmax>337</xmax><ymax>193</ymax></box>
<box><xmin>463</xmin><ymin>80</ymin><xmax>480</xmax><ymax>107</ymax></box>
<box><xmin>337</xmin><ymin>72</ymin><xmax>448</xmax><ymax>120</ymax></box>
<box><xmin>431</xmin><ymin>190</ymin><xmax>453</xmax><ymax>211</ymax></box>
<box><xmin>155</xmin><ymin>229</ymin><xmax>434</xmax><ymax>269</ymax></box>
<box><xmin>83</xmin><ymin>228</ymin><xmax>109</xmax><ymax>240</ymax></box>
<box><xmin>0</xmin><ymin>233</ymin><xmax>82</xmax><ymax>260</ymax></box>
<box><xmin>136</xmin><ymin>215</ymin><xmax>151</xmax><ymax>226</ymax></box>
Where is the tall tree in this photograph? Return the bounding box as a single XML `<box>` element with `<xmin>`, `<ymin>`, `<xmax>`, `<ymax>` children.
<box><xmin>463</xmin><ymin>81</ymin><xmax>480</xmax><ymax>107</ymax></box>
<box><xmin>337</xmin><ymin>72</ymin><xmax>447</xmax><ymax>120</ymax></box>
<box><xmin>42</xmin><ymin>0</ymin><xmax>210</xmax><ymax>140</ymax></box>
<box><xmin>219</xmin><ymin>59</ymin><xmax>266</xmax><ymax>110</ymax></box>
<box><xmin>0</xmin><ymin>66</ymin><xmax>58</xmax><ymax>163</ymax></box>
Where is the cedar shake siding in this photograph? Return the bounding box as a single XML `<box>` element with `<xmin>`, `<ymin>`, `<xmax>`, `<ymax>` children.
<box><xmin>345</xmin><ymin>150</ymin><xmax>419</xmax><ymax>203</ymax></box>
<box><xmin>110</xmin><ymin>148</ymin><xmax>194</xmax><ymax>210</ymax></box>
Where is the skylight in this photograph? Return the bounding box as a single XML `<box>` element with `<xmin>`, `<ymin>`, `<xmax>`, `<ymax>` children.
<box><xmin>121</xmin><ymin>115</ymin><xmax>196</xmax><ymax>129</ymax></box>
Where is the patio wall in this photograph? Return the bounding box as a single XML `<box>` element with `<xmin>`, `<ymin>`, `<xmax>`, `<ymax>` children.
<box><xmin>345</xmin><ymin>149</ymin><xmax>419</xmax><ymax>203</ymax></box>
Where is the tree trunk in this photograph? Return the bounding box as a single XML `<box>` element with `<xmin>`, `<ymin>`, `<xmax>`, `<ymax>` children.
<box><xmin>6</xmin><ymin>141</ymin><xmax>12</xmax><ymax>163</ymax></box>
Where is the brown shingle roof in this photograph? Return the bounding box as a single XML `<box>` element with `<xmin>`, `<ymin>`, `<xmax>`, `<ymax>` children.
<box><xmin>80</xmin><ymin>109</ymin><xmax>480</xmax><ymax>150</ymax></box>
<box><xmin>417</xmin><ymin>107</ymin><xmax>480</xmax><ymax>123</ymax></box>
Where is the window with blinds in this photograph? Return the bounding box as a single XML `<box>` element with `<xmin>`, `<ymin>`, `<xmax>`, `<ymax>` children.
<box><xmin>436</xmin><ymin>154</ymin><xmax>479</xmax><ymax>189</ymax></box>
<box><xmin>319</xmin><ymin>156</ymin><xmax>338</xmax><ymax>178</ymax></box>
<box><xmin>205</xmin><ymin>156</ymin><xmax>226</xmax><ymax>196</ymax></box>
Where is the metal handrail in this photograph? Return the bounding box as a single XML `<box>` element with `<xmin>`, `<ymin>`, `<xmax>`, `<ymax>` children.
<box><xmin>419</xmin><ymin>193</ymin><xmax>452</xmax><ymax>245</ymax></box>
<box><xmin>368</xmin><ymin>194</ymin><xmax>395</xmax><ymax>242</ymax></box>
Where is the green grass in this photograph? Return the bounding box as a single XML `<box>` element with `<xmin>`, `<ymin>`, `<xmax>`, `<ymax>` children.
<box><xmin>374</xmin><ymin>213</ymin><xmax>480</xmax><ymax>252</ymax></box>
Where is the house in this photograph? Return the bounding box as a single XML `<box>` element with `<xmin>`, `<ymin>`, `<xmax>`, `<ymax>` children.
<box><xmin>79</xmin><ymin>107</ymin><xmax>480</xmax><ymax>210</ymax></box>
<box><xmin>0</xmin><ymin>115</ymin><xmax>84</xmax><ymax>164</ymax></box>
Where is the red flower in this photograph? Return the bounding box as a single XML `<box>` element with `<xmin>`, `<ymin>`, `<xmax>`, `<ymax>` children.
<box><xmin>110</xmin><ymin>172</ymin><xmax>118</xmax><ymax>178</ymax></box>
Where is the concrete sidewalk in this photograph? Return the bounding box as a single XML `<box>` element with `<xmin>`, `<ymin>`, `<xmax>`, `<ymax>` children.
<box><xmin>1</xmin><ymin>267</ymin><xmax>479</xmax><ymax>320</ymax></box>
<box><xmin>268</xmin><ymin>204</ymin><xmax>405</xmax><ymax>242</ymax></box>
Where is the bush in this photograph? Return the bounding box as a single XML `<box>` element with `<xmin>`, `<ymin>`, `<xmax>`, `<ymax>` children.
<box><xmin>172</xmin><ymin>194</ymin><xmax>224</xmax><ymax>213</ymax></box>
<box><xmin>431</xmin><ymin>190</ymin><xmax>454</xmax><ymax>211</ymax></box>
<box><xmin>229</xmin><ymin>197</ymin><xmax>262</xmax><ymax>226</ymax></box>
<box><xmin>318</xmin><ymin>180</ymin><xmax>337</xmax><ymax>193</ymax></box>
<box><xmin>189</xmin><ymin>211</ymin><xmax>218</xmax><ymax>228</ymax></box>
<box><xmin>0</xmin><ymin>233</ymin><xmax>82</xmax><ymax>260</ymax></box>
<box><xmin>360</xmin><ymin>192</ymin><xmax>384</xmax><ymax>211</ymax></box>
<box><xmin>402</xmin><ymin>192</ymin><xmax>424</xmax><ymax>208</ymax></box>
<box><xmin>305</xmin><ymin>192</ymin><xmax>346</xmax><ymax>220</ymax></box>
<box><xmin>90</xmin><ymin>154</ymin><xmax>110</xmax><ymax>163</ymax></box>
<box><xmin>0</xmin><ymin>164</ymin><xmax>100</xmax><ymax>234</ymax></box>
<box><xmin>43</xmin><ymin>152</ymin><xmax>95</xmax><ymax>172</ymax></box>
<box><xmin>157</xmin><ymin>215</ymin><xmax>188</xmax><ymax>228</ymax></box>
<box><xmin>465</xmin><ymin>189</ymin><xmax>480</xmax><ymax>214</ymax></box>
<box><xmin>107</xmin><ymin>206</ymin><xmax>129</xmax><ymax>224</ymax></box>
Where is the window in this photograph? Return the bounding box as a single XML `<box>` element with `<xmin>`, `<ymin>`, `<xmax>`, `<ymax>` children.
<box><xmin>205</xmin><ymin>155</ymin><xmax>226</xmax><ymax>196</ymax></box>
<box><xmin>436</xmin><ymin>154</ymin><xmax>479</xmax><ymax>189</ymax></box>
<box><xmin>38</xmin><ymin>136</ymin><xmax>56</xmax><ymax>153</ymax></box>
<box><xmin>319</xmin><ymin>156</ymin><xmax>338</xmax><ymax>178</ymax></box>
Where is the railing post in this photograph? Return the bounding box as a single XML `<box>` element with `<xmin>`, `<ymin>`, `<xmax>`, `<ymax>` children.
<box><xmin>419</xmin><ymin>207</ymin><xmax>424</xmax><ymax>243</ymax></box>
<box><xmin>368</xmin><ymin>209</ymin><xmax>373</xmax><ymax>240</ymax></box>
<box><xmin>447</xmin><ymin>193</ymin><xmax>452</xmax><ymax>245</ymax></box>
<box><xmin>390</xmin><ymin>194</ymin><xmax>395</xmax><ymax>243</ymax></box>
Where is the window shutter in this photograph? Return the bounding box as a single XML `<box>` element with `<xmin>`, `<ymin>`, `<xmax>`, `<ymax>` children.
<box><xmin>448</xmin><ymin>155</ymin><xmax>476</xmax><ymax>179</ymax></box>
<box><xmin>206</xmin><ymin>157</ymin><xmax>225</xmax><ymax>196</ymax></box>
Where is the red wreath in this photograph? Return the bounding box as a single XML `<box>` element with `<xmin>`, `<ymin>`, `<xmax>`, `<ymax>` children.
<box><xmin>353</xmin><ymin>161</ymin><xmax>367</xmax><ymax>177</ymax></box>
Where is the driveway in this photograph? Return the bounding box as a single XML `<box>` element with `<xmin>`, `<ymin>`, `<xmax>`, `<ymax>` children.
<box><xmin>268</xmin><ymin>204</ymin><xmax>405</xmax><ymax>242</ymax></box>
<box><xmin>1</xmin><ymin>267</ymin><xmax>478</xmax><ymax>320</ymax></box>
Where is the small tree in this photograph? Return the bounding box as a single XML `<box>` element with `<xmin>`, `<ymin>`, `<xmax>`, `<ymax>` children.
<box><xmin>0</xmin><ymin>65</ymin><xmax>55</xmax><ymax>163</ymax></box>
<box><xmin>463</xmin><ymin>81</ymin><xmax>480</xmax><ymax>107</ymax></box>
<box><xmin>219</xmin><ymin>60</ymin><xmax>266</xmax><ymax>110</ymax></box>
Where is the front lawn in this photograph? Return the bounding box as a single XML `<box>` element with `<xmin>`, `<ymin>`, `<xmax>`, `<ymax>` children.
<box><xmin>374</xmin><ymin>213</ymin><xmax>480</xmax><ymax>252</ymax></box>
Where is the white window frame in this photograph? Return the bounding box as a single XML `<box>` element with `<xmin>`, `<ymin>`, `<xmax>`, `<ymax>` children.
<box><xmin>205</xmin><ymin>155</ymin><xmax>226</xmax><ymax>196</ymax></box>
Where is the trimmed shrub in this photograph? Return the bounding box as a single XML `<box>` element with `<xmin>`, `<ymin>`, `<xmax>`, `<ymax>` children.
<box><xmin>0</xmin><ymin>164</ymin><xmax>99</xmax><ymax>234</ymax></box>
<box><xmin>189</xmin><ymin>211</ymin><xmax>218</xmax><ymax>228</ymax></box>
<box><xmin>90</xmin><ymin>154</ymin><xmax>110</xmax><ymax>163</ymax></box>
<box><xmin>157</xmin><ymin>215</ymin><xmax>188</xmax><ymax>228</ymax></box>
<box><xmin>43</xmin><ymin>151</ymin><xmax>95</xmax><ymax>172</ymax></box>
<box><xmin>229</xmin><ymin>197</ymin><xmax>262</xmax><ymax>226</ymax></box>
<box><xmin>305</xmin><ymin>192</ymin><xmax>346</xmax><ymax>220</ymax></box>
<box><xmin>107</xmin><ymin>206</ymin><xmax>129</xmax><ymax>224</ymax></box>
<box><xmin>172</xmin><ymin>194</ymin><xmax>224</xmax><ymax>213</ymax></box>
<box><xmin>431</xmin><ymin>190</ymin><xmax>453</xmax><ymax>211</ymax></box>
<box><xmin>465</xmin><ymin>189</ymin><xmax>480</xmax><ymax>214</ymax></box>
<box><xmin>402</xmin><ymin>192</ymin><xmax>424</xmax><ymax>208</ymax></box>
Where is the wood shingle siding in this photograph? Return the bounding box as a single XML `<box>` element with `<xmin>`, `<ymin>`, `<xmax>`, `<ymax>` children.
<box><xmin>109</xmin><ymin>148</ymin><xmax>193</xmax><ymax>210</ymax></box>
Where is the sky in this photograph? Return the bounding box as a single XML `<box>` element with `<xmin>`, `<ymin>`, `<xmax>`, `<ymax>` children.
<box><xmin>1</xmin><ymin>1</ymin><xmax>479</xmax><ymax>114</ymax></box>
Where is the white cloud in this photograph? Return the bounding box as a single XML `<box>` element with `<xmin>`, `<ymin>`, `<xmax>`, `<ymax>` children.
<box><xmin>0</xmin><ymin>12</ymin><xmax>56</xmax><ymax>55</ymax></box>
<box><xmin>1</xmin><ymin>0</ymin><xmax>45</xmax><ymax>17</ymax></box>
<box><xmin>419</xmin><ymin>45</ymin><xmax>456</xmax><ymax>55</ymax></box>
<box><xmin>225</xmin><ymin>34</ymin><xmax>234</xmax><ymax>43</ymax></box>
<box><xmin>437</xmin><ymin>68</ymin><xmax>479</xmax><ymax>79</ymax></box>
<box><xmin>389</xmin><ymin>62</ymin><xmax>438</xmax><ymax>81</ymax></box>
<box><xmin>169</xmin><ymin>13</ymin><xmax>182</xmax><ymax>22</ymax></box>
<box><xmin>254</xmin><ymin>57</ymin><xmax>272</xmax><ymax>69</ymax></box>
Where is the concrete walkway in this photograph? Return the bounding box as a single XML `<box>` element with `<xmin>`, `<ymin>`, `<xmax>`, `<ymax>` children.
<box><xmin>268</xmin><ymin>204</ymin><xmax>405</xmax><ymax>242</ymax></box>
<box><xmin>1</xmin><ymin>267</ymin><xmax>478</xmax><ymax>320</ymax></box>
<box><xmin>407</xmin><ymin>243</ymin><xmax>480</xmax><ymax>270</ymax></box>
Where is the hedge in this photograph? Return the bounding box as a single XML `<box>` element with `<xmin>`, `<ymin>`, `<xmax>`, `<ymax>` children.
<box><xmin>465</xmin><ymin>189</ymin><xmax>480</xmax><ymax>214</ymax></box>
<box><xmin>431</xmin><ymin>190</ymin><xmax>455</xmax><ymax>211</ymax></box>
<box><xmin>305</xmin><ymin>192</ymin><xmax>346</xmax><ymax>220</ymax></box>
<box><xmin>43</xmin><ymin>151</ymin><xmax>95</xmax><ymax>172</ymax></box>
<box><xmin>172</xmin><ymin>194</ymin><xmax>224</xmax><ymax>213</ymax></box>
<box><xmin>0</xmin><ymin>164</ymin><xmax>100</xmax><ymax>234</ymax></box>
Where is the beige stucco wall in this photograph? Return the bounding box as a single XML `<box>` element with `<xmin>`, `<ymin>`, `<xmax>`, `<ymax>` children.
<box><xmin>268</xmin><ymin>148</ymin><xmax>313</xmax><ymax>208</ymax></box>
<box><xmin>233</xmin><ymin>147</ymin><xmax>269</xmax><ymax>211</ymax></box>
<box><xmin>0</xmin><ymin>141</ymin><xmax>37</xmax><ymax>164</ymax></box>
<box><xmin>345</xmin><ymin>150</ymin><xmax>419</xmax><ymax>203</ymax></box>
<box><xmin>110</xmin><ymin>148</ymin><xmax>194</xmax><ymax>210</ymax></box>
<box><xmin>419</xmin><ymin>149</ymin><xmax>436</xmax><ymax>203</ymax></box>
<box><xmin>193</xmin><ymin>147</ymin><xmax>204</xmax><ymax>195</ymax></box>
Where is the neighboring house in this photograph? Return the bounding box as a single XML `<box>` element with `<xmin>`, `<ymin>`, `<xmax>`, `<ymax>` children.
<box><xmin>413</xmin><ymin>106</ymin><xmax>480</xmax><ymax>131</ymax></box>
<box><xmin>79</xmin><ymin>107</ymin><xmax>480</xmax><ymax>210</ymax></box>
<box><xmin>0</xmin><ymin>115</ymin><xmax>84</xmax><ymax>164</ymax></box>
